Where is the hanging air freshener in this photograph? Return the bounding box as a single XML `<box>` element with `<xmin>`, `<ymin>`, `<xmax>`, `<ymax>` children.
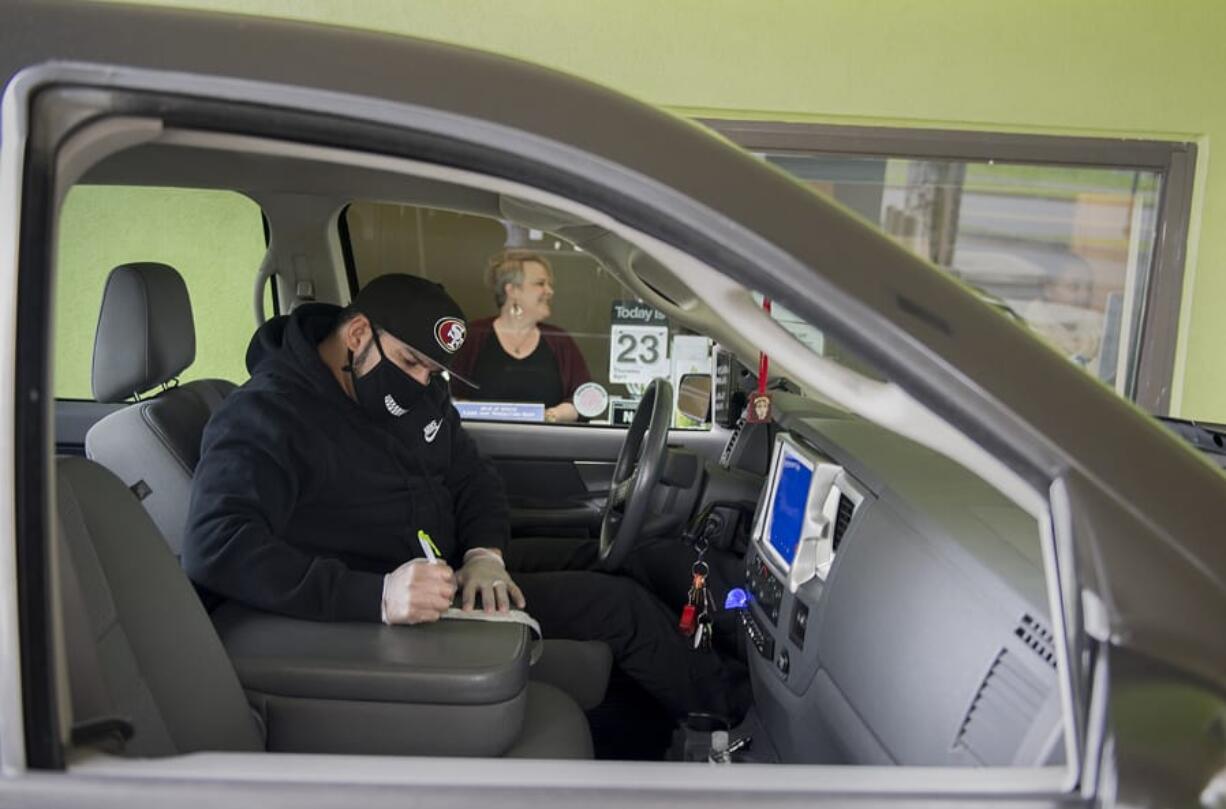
<box><xmin>746</xmin><ymin>298</ymin><xmax>773</xmax><ymax>424</ymax></box>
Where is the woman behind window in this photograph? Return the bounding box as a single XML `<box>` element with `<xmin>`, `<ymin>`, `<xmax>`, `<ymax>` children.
<box><xmin>451</xmin><ymin>250</ymin><xmax>591</xmax><ymax>423</ymax></box>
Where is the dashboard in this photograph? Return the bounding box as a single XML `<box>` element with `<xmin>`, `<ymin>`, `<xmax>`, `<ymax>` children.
<box><xmin>733</xmin><ymin>393</ymin><xmax>1066</xmax><ymax>767</ymax></box>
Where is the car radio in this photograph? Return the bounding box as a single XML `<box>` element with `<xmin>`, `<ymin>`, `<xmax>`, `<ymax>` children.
<box><xmin>744</xmin><ymin>434</ymin><xmax>870</xmax><ymax>675</ymax></box>
<box><xmin>749</xmin><ymin>434</ymin><xmax>865</xmax><ymax>592</ymax></box>
<box><xmin>746</xmin><ymin>552</ymin><xmax>783</xmax><ymax>625</ymax></box>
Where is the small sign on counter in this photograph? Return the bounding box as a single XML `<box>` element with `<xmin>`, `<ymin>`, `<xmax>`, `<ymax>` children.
<box><xmin>454</xmin><ymin>401</ymin><xmax>546</xmax><ymax>423</ymax></box>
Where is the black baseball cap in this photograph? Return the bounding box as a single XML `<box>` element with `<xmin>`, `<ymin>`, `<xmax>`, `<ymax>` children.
<box><xmin>350</xmin><ymin>274</ymin><xmax>479</xmax><ymax>389</ymax></box>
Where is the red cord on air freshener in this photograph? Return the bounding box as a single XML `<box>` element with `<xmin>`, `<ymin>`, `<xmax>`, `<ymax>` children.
<box><xmin>758</xmin><ymin>298</ymin><xmax>771</xmax><ymax>394</ymax></box>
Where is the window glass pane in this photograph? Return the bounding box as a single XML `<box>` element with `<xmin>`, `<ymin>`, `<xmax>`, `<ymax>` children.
<box><xmin>54</xmin><ymin>186</ymin><xmax>266</xmax><ymax>399</ymax></box>
<box><xmin>344</xmin><ymin>202</ymin><xmax>712</xmax><ymax>428</ymax></box>
<box><xmin>763</xmin><ymin>153</ymin><xmax>1162</xmax><ymax>398</ymax></box>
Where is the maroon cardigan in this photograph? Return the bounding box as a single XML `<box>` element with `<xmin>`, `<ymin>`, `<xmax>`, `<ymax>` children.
<box><xmin>450</xmin><ymin>317</ymin><xmax>592</xmax><ymax>403</ymax></box>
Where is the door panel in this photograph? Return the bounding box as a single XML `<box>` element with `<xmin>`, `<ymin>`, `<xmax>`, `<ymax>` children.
<box><xmin>464</xmin><ymin>421</ymin><xmax>729</xmax><ymax>536</ymax></box>
<box><xmin>494</xmin><ymin>457</ymin><xmax>603</xmax><ymax>536</ymax></box>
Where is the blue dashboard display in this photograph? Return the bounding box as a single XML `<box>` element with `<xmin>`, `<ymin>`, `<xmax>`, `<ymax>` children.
<box><xmin>768</xmin><ymin>450</ymin><xmax>813</xmax><ymax>566</ymax></box>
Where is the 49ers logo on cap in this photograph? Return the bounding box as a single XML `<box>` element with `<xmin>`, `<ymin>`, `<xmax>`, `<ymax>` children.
<box><xmin>434</xmin><ymin>317</ymin><xmax>466</xmax><ymax>353</ymax></box>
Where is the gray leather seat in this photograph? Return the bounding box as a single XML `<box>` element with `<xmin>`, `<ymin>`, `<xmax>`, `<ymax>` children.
<box><xmin>56</xmin><ymin>456</ymin><xmax>593</xmax><ymax>759</ymax></box>
<box><xmin>82</xmin><ymin>262</ymin><xmax>611</xmax><ymax>716</ymax></box>
<box><xmin>58</xmin><ymin>456</ymin><xmax>267</xmax><ymax>756</ymax></box>
<box><xmin>85</xmin><ymin>262</ymin><xmax>235</xmax><ymax>555</ymax></box>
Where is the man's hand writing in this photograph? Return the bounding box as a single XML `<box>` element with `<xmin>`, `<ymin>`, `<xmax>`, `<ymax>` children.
<box><xmin>382</xmin><ymin>559</ymin><xmax>456</xmax><ymax>624</ymax></box>
<box><xmin>458</xmin><ymin>550</ymin><xmax>526</xmax><ymax>613</ymax></box>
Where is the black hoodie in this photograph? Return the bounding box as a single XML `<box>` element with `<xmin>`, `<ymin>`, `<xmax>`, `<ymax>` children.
<box><xmin>182</xmin><ymin>303</ymin><xmax>509</xmax><ymax>622</ymax></box>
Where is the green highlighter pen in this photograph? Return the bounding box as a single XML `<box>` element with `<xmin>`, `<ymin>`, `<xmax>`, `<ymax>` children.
<box><xmin>417</xmin><ymin>529</ymin><xmax>442</xmax><ymax>563</ymax></box>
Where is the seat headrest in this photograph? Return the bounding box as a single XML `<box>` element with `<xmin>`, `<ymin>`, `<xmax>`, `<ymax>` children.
<box><xmin>92</xmin><ymin>263</ymin><xmax>196</xmax><ymax>403</ymax></box>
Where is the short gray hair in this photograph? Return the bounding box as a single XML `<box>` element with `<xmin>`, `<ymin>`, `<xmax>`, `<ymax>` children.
<box><xmin>486</xmin><ymin>250</ymin><xmax>553</xmax><ymax>308</ymax></box>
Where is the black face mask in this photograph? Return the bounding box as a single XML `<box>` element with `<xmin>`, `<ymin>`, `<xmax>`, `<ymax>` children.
<box><xmin>346</xmin><ymin>332</ymin><xmax>437</xmax><ymax>421</ymax></box>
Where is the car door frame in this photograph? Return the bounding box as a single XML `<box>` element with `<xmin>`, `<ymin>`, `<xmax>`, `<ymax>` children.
<box><xmin>0</xmin><ymin>60</ymin><xmax>1101</xmax><ymax>806</ymax></box>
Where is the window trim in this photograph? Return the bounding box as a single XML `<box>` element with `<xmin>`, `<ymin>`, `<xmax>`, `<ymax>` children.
<box><xmin>13</xmin><ymin>83</ymin><xmax>68</xmax><ymax>772</ymax></box>
<box><xmin>702</xmin><ymin>119</ymin><xmax>1197</xmax><ymax>415</ymax></box>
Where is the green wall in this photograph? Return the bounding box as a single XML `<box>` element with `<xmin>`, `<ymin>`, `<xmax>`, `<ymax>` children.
<box><xmin>89</xmin><ymin>0</ymin><xmax>1226</xmax><ymax>419</ymax></box>
<box><xmin>56</xmin><ymin>186</ymin><xmax>266</xmax><ymax>398</ymax></box>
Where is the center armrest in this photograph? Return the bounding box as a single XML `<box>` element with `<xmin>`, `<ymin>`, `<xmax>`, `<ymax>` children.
<box><xmin>212</xmin><ymin>602</ymin><xmax>531</xmax><ymax>706</ymax></box>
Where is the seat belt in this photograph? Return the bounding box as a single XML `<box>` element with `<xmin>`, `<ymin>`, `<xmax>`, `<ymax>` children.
<box><xmin>58</xmin><ymin>529</ymin><xmax>133</xmax><ymax>753</ymax></box>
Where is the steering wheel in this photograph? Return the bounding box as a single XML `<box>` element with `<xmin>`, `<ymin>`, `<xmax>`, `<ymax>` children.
<box><xmin>598</xmin><ymin>377</ymin><xmax>674</xmax><ymax>571</ymax></box>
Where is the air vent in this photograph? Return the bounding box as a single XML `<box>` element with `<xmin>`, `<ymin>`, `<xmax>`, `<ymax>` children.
<box><xmin>1014</xmin><ymin>613</ymin><xmax>1057</xmax><ymax>670</ymax></box>
<box><xmin>955</xmin><ymin>648</ymin><xmax>1047</xmax><ymax>765</ymax></box>
<box><xmin>832</xmin><ymin>492</ymin><xmax>855</xmax><ymax>551</ymax></box>
<box><xmin>719</xmin><ymin>418</ymin><xmax>744</xmax><ymax>467</ymax></box>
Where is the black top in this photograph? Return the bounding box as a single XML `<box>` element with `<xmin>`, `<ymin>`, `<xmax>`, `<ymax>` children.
<box><xmin>182</xmin><ymin>303</ymin><xmax>509</xmax><ymax>623</ymax></box>
<box><xmin>468</xmin><ymin>333</ymin><xmax>565</xmax><ymax>407</ymax></box>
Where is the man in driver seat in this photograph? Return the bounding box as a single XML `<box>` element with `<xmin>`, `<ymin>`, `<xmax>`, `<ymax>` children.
<box><xmin>183</xmin><ymin>273</ymin><xmax>748</xmax><ymax>744</ymax></box>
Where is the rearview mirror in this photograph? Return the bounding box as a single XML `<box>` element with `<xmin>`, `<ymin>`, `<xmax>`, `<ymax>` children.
<box><xmin>676</xmin><ymin>373</ymin><xmax>712</xmax><ymax>424</ymax></box>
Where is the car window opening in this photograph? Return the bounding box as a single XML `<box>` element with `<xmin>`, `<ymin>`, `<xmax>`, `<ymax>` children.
<box><xmin>40</xmin><ymin>118</ymin><xmax>1076</xmax><ymax>792</ymax></box>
